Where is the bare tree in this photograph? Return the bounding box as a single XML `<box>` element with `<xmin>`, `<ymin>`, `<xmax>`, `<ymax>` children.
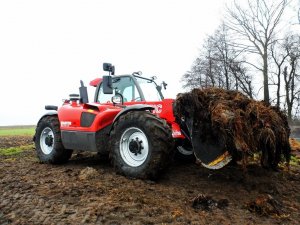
<box><xmin>211</xmin><ymin>23</ymin><xmax>237</xmax><ymax>90</ymax></box>
<box><xmin>211</xmin><ymin>23</ymin><xmax>254</xmax><ymax>97</ymax></box>
<box><xmin>269</xmin><ymin>34</ymin><xmax>300</xmax><ymax>119</ymax></box>
<box><xmin>182</xmin><ymin>52</ymin><xmax>219</xmax><ymax>90</ymax></box>
<box><xmin>226</xmin><ymin>0</ymin><xmax>287</xmax><ymax>104</ymax></box>
<box><xmin>282</xmin><ymin>35</ymin><xmax>300</xmax><ymax>119</ymax></box>
<box><xmin>228</xmin><ymin>59</ymin><xmax>254</xmax><ymax>98</ymax></box>
<box><xmin>182</xmin><ymin>59</ymin><xmax>205</xmax><ymax>90</ymax></box>
<box><xmin>270</xmin><ymin>41</ymin><xmax>289</xmax><ymax>107</ymax></box>
<box><xmin>182</xmin><ymin>23</ymin><xmax>254</xmax><ymax>98</ymax></box>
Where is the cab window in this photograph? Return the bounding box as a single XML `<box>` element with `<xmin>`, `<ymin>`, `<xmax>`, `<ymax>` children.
<box><xmin>97</xmin><ymin>76</ymin><xmax>141</xmax><ymax>103</ymax></box>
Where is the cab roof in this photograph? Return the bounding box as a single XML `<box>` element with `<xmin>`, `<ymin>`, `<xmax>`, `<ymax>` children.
<box><xmin>89</xmin><ymin>74</ymin><xmax>153</xmax><ymax>87</ymax></box>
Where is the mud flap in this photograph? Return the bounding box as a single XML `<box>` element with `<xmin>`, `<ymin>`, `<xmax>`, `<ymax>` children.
<box><xmin>191</xmin><ymin>129</ymin><xmax>232</xmax><ymax>169</ymax></box>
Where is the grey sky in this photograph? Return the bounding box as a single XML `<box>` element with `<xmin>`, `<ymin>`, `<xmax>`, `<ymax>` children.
<box><xmin>0</xmin><ymin>0</ymin><xmax>226</xmax><ymax>125</ymax></box>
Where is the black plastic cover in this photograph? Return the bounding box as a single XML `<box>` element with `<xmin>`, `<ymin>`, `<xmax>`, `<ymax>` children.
<box><xmin>80</xmin><ymin>112</ymin><xmax>96</xmax><ymax>127</ymax></box>
<box><xmin>103</xmin><ymin>76</ymin><xmax>113</xmax><ymax>94</ymax></box>
<box><xmin>45</xmin><ymin>105</ymin><xmax>58</xmax><ymax>111</ymax></box>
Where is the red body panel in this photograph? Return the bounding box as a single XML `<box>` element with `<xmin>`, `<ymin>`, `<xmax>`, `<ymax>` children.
<box><xmin>58</xmin><ymin>98</ymin><xmax>185</xmax><ymax>139</ymax></box>
<box><xmin>123</xmin><ymin>99</ymin><xmax>184</xmax><ymax>139</ymax></box>
<box><xmin>58</xmin><ymin>102</ymin><xmax>122</xmax><ymax>132</ymax></box>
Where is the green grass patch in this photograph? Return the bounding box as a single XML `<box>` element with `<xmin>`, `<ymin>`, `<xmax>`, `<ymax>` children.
<box><xmin>290</xmin><ymin>155</ymin><xmax>300</xmax><ymax>166</ymax></box>
<box><xmin>0</xmin><ymin>144</ymin><xmax>34</xmax><ymax>156</ymax></box>
<box><xmin>0</xmin><ymin>126</ymin><xmax>35</xmax><ymax>136</ymax></box>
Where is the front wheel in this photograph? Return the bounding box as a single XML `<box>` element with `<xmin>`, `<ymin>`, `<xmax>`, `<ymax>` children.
<box><xmin>34</xmin><ymin>116</ymin><xmax>73</xmax><ymax>164</ymax></box>
<box><xmin>110</xmin><ymin>111</ymin><xmax>174</xmax><ymax>180</ymax></box>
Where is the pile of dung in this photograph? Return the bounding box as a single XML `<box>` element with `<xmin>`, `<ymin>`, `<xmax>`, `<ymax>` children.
<box><xmin>246</xmin><ymin>194</ymin><xmax>286</xmax><ymax>217</ymax></box>
<box><xmin>192</xmin><ymin>194</ymin><xmax>229</xmax><ymax>211</ymax></box>
<box><xmin>174</xmin><ymin>88</ymin><xmax>291</xmax><ymax>169</ymax></box>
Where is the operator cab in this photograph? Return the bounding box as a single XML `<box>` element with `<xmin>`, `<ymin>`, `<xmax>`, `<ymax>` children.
<box><xmin>95</xmin><ymin>75</ymin><xmax>163</xmax><ymax>104</ymax></box>
<box><xmin>92</xmin><ymin>63</ymin><xmax>166</xmax><ymax>105</ymax></box>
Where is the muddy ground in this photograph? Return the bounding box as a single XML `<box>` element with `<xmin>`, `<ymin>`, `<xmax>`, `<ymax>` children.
<box><xmin>0</xmin><ymin>136</ymin><xmax>300</xmax><ymax>225</ymax></box>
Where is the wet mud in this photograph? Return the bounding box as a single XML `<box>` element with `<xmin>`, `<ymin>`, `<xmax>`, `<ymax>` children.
<box><xmin>1</xmin><ymin>136</ymin><xmax>300</xmax><ymax>224</ymax></box>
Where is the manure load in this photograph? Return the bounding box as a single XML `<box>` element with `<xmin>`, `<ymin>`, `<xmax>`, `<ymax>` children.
<box><xmin>174</xmin><ymin>88</ymin><xmax>291</xmax><ymax>169</ymax></box>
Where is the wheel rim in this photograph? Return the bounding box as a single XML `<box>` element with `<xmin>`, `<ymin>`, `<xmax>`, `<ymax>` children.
<box><xmin>119</xmin><ymin>127</ymin><xmax>149</xmax><ymax>167</ymax></box>
<box><xmin>40</xmin><ymin>127</ymin><xmax>54</xmax><ymax>155</ymax></box>
<box><xmin>177</xmin><ymin>146</ymin><xmax>193</xmax><ymax>156</ymax></box>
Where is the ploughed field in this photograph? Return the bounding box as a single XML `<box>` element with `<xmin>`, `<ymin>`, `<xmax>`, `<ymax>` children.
<box><xmin>1</xmin><ymin>135</ymin><xmax>300</xmax><ymax>225</ymax></box>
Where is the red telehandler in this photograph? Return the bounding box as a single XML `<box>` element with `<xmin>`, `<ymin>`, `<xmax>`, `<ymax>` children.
<box><xmin>33</xmin><ymin>63</ymin><xmax>235</xmax><ymax>179</ymax></box>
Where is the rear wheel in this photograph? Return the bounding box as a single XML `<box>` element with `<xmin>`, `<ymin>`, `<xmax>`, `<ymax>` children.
<box><xmin>34</xmin><ymin>116</ymin><xmax>73</xmax><ymax>164</ymax></box>
<box><xmin>110</xmin><ymin>111</ymin><xmax>174</xmax><ymax>180</ymax></box>
<box><xmin>175</xmin><ymin>139</ymin><xmax>195</xmax><ymax>163</ymax></box>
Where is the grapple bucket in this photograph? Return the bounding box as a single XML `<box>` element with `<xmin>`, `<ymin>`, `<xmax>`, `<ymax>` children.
<box><xmin>191</xmin><ymin>129</ymin><xmax>232</xmax><ymax>169</ymax></box>
<box><xmin>174</xmin><ymin>88</ymin><xmax>291</xmax><ymax>170</ymax></box>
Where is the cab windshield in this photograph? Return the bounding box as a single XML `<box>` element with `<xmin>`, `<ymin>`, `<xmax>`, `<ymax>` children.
<box><xmin>134</xmin><ymin>76</ymin><xmax>162</xmax><ymax>101</ymax></box>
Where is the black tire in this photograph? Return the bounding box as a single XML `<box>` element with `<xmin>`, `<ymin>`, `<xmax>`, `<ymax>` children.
<box><xmin>110</xmin><ymin>111</ymin><xmax>174</xmax><ymax>180</ymax></box>
<box><xmin>34</xmin><ymin>116</ymin><xmax>73</xmax><ymax>164</ymax></box>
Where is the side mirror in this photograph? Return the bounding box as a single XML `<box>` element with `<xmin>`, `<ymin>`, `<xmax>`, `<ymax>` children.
<box><xmin>112</xmin><ymin>93</ymin><xmax>124</xmax><ymax>105</ymax></box>
<box><xmin>102</xmin><ymin>76</ymin><xmax>113</xmax><ymax>94</ymax></box>
<box><xmin>112</xmin><ymin>95</ymin><xmax>122</xmax><ymax>104</ymax></box>
<box><xmin>162</xmin><ymin>81</ymin><xmax>167</xmax><ymax>90</ymax></box>
<box><xmin>103</xmin><ymin>63</ymin><xmax>115</xmax><ymax>75</ymax></box>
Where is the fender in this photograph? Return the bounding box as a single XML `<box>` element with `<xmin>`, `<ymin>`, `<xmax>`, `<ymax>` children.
<box><xmin>109</xmin><ymin>104</ymin><xmax>154</xmax><ymax>133</ymax></box>
<box><xmin>33</xmin><ymin>110</ymin><xmax>58</xmax><ymax>141</ymax></box>
<box><xmin>38</xmin><ymin>110</ymin><xmax>58</xmax><ymax>121</ymax></box>
<box><xmin>36</xmin><ymin>110</ymin><xmax>58</xmax><ymax>126</ymax></box>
